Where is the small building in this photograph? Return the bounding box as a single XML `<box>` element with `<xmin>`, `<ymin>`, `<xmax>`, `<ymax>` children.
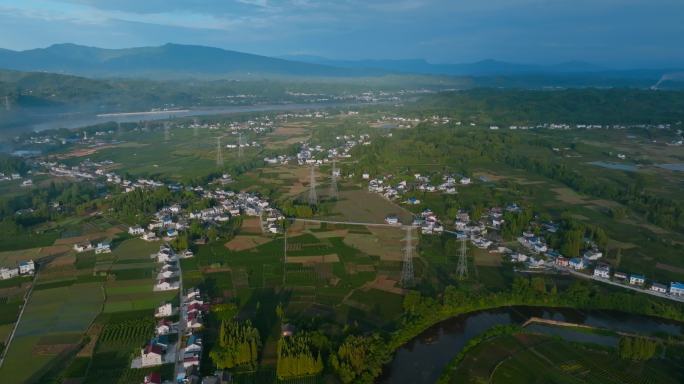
<box><xmin>569</xmin><ymin>258</ymin><xmax>585</xmax><ymax>270</ymax></box>
<box><xmin>73</xmin><ymin>242</ymin><xmax>93</xmax><ymax>253</ymax></box>
<box><xmin>143</xmin><ymin>232</ymin><xmax>158</xmax><ymax>241</ymax></box>
<box><xmin>141</xmin><ymin>344</ymin><xmax>165</xmax><ymax>367</ymax></box>
<box><xmin>650</xmin><ymin>282</ymin><xmax>667</xmax><ymax>293</ymax></box>
<box><xmin>614</xmin><ymin>271</ymin><xmax>628</xmax><ymax>281</ymax></box>
<box><xmin>593</xmin><ymin>264</ymin><xmax>610</xmax><ymax>279</ymax></box>
<box><xmin>384</xmin><ymin>215</ymin><xmax>399</xmax><ymax>225</ymax></box>
<box><xmin>95</xmin><ymin>242</ymin><xmax>111</xmax><ymax>254</ymax></box>
<box><xmin>583</xmin><ymin>249</ymin><xmax>603</xmax><ymax>261</ymax></box>
<box><xmin>129</xmin><ymin>226</ymin><xmax>145</xmax><ymax>235</ymax></box>
<box><xmin>18</xmin><ymin>260</ymin><xmax>35</xmax><ymax>275</ymax></box>
<box><xmin>0</xmin><ymin>267</ymin><xmax>20</xmax><ymax>280</ymax></box>
<box><xmin>629</xmin><ymin>274</ymin><xmax>645</xmax><ymax>285</ymax></box>
<box><xmin>155</xmin><ymin>302</ymin><xmax>173</xmax><ymax>318</ymax></box>
<box><xmin>555</xmin><ymin>257</ymin><xmax>569</xmax><ymax>267</ymax></box>
<box><xmin>670</xmin><ymin>282</ymin><xmax>684</xmax><ymax>296</ymax></box>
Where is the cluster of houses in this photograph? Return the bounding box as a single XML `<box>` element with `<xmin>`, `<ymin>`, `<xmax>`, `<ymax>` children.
<box><xmin>0</xmin><ymin>172</ymin><xmax>23</xmax><ymax>182</ymax></box>
<box><xmin>365</xmin><ymin>172</ymin><xmax>474</xmax><ymax>203</ymax></box>
<box><xmin>126</xmin><ymin>188</ymin><xmax>283</xmax><ymax>242</ymax></box>
<box><xmin>73</xmin><ymin>241</ymin><xmax>111</xmax><ymax>254</ymax></box>
<box><xmin>135</xmin><ymin>300</ymin><xmax>178</xmax><ymax>369</ymax></box>
<box><xmin>0</xmin><ymin>259</ymin><xmax>35</xmax><ymax>280</ymax></box>
<box><xmin>589</xmin><ymin>263</ymin><xmax>684</xmax><ymax>298</ymax></box>
<box><xmin>412</xmin><ymin>209</ymin><xmax>444</xmax><ymax>235</ymax></box>
<box><xmin>176</xmin><ymin>288</ymin><xmax>211</xmax><ymax>384</ymax></box>
<box><xmin>152</xmin><ymin>245</ymin><xmax>183</xmax><ymax>292</ymax></box>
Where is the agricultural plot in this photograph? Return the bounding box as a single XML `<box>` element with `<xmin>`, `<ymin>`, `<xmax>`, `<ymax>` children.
<box><xmin>0</xmin><ymin>282</ymin><xmax>104</xmax><ymax>384</ymax></box>
<box><xmin>489</xmin><ymin>337</ymin><xmax>684</xmax><ymax>384</ymax></box>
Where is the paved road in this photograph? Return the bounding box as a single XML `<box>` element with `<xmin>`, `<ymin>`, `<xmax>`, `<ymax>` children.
<box><xmin>0</xmin><ymin>270</ymin><xmax>38</xmax><ymax>368</ymax></box>
<box><xmin>559</xmin><ymin>266</ymin><xmax>684</xmax><ymax>303</ymax></box>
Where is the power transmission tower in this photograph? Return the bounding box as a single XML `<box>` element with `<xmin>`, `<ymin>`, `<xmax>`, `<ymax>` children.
<box><xmin>456</xmin><ymin>238</ymin><xmax>468</xmax><ymax>280</ymax></box>
<box><xmin>216</xmin><ymin>136</ymin><xmax>224</xmax><ymax>167</ymax></box>
<box><xmin>401</xmin><ymin>226</ymin><xmax>415</xmax><ymax>287</ymax></box>
<box><xmin>193</xmin><ymin>118</ymin><xmax>199</xmax><ymax>137</ymax></box>
<box><xmin>329</xmin><ymin>158</ymin><xmax>338</xmax><ymax>199</ymax></box>
<box><xmin>164</xmin><ymin>122</ymin><xmax>170</xmax><ymax>142</ymax></box>
<box><xmin>4</xmin><ymin>96</ymin><xmax>10</xmax><ymax>111</ymax></box>
<box><xmin>283</xmin><ymin>227</ymin><xmax>288</xmax><ymax>285</ymax></box>
<box><xmin>308</xmin><ymin>164</ymin><xmax>318</xmax><ymax>206</ymax></box>
<box><xmin>238</xmin><ymin>133</ymin><xmax>243</xmax><ymax>159</ymax></box>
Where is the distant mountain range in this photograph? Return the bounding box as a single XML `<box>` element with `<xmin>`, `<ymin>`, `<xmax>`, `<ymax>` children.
<box><xmin>0</xmin><ymin>43</ymin><xmax>384</xmax><ymax>78</ymax></box>
<box><xmin>279</xmin><ymin>55</ymin><xmax>609</xmax><ymax>76</ymax></box>
<box><xmin>0</xmin><ymin>43</ymin><xmax>683</xmax><ymax>88</ymax></box>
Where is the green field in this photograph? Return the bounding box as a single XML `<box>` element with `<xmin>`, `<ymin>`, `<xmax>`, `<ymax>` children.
<box><xmin>447</xmin><ymin>332</ymin><xmax>684</xmax><ymax>384</ymax></box>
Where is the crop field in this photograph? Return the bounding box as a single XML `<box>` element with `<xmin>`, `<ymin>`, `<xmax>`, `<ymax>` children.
<box><xmin>0</xmin><ymin>282</ymin><xmax>104</xmax><ymax>383</ymax></box>
<box><xmin>488</xmin><ymin>336</ymin><xmax>684</xmax><ymax>384</ymax></box>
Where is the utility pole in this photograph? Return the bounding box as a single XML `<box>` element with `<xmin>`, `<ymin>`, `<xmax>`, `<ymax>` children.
<box><xmin>456</xmin><ymin>238</ymin><xmax>468</xmax><ymax>280</ymax></box>
<box><xmin>238</xmin><ymin>133</ymin><xmax>243</xmax><ymax>159</ymax></box>
<box><xmin>329</xmin><ymin>158</ymin><xmax>338</xmax><ymax>199</ymax></box>
<box><xmin>216</xmin><ymin>136</ymin><xmax>223</xmax><ymax>167</ymax></box>
<box><xmin>308</xmin><ymin>164</ymin><xmax>318</xmax><ymax>206</ymax></box>
<box><xmin>401</xmin><ymin>226</ymin><xmax>415</xmax><ymax>287</ymax></box>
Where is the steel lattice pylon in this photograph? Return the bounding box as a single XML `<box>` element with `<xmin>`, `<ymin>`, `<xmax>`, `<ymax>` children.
<box><xmin>329</xmin><ymin>158</ymin><xmax>338</xmax><ymax>199</ymax></box>
<box><xmin>308</xmin><ymin>164</ymin><xmax>318</xmax><ymax>206</ymax></box>
<box><xmin>401</xmin><ymin>226</ymin><xmax>415</xmax><ymax>287</ymax></box>
<box><xmin>216</xmin><ymin>136</ymin><xmax>223</xmax><ymax>167</ymax></box>
<box><xmin>456</xmin><ymin>237</ymin><xmax>468</xmax><ymax>280</ymax></box>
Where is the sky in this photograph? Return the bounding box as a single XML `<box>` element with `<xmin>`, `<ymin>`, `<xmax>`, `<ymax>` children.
<box><xmin>0</xmin><ymin>0</ymin><xmax>683</xmax><ymax>67</ymax></box>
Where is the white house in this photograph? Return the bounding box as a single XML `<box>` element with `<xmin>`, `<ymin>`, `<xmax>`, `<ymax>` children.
<box><xmin>650</xmin><ymin>283</ymin><xmax>667</xmax><ymax>293</ymax></box>
<box><xmin>569</xmin><ymin>258</ymin><xmax>585</xmax><ymax>270</ymax></box>
<box><xmin>95</xmin><ymin>242</ymin><xmax>111</xmax><ymax>254</ymax></box>
<box><xmin>155</xmin><ymin>302</ymin><xmax>173</xmax><ymax>318</ymax></box>
<box><xmin>384</xmin><ymin>215</ymin><xmax>399</xmax><ymax>225</ymax></box>
<box><xmin>593</xmin><ymin>264</ymin><xmax>610</xmax><ymax>279</ymax></box>
<box><xmin>142</xmin><ymin>232</ymin><xmax>158</xmax><ymax>241</ymax></box>
<box><xmin>73</xmin><ymin>242</ymin><xmax>93</xmax><ymax>253</ymax></box>
<box><xmin>18</xmin><ymin>260</ymin><xmax>35</xmax><ymax>275</ymax></box>
<box><xmin>459</xmin><ymin>177</ymin><xmax>471</xmax><ymax>185</ymax></box>
<box><xmin>141</xmin><ymin>344</ymin><xmax>164</xmax><ymax>367</ymax></box>
<box><xmin>629</xmin><ymin>274</ymin><xmax>645</xmax><ymax>285</ymax></box>
<box><xmin>155</xmin><ymin>319</ymin><xmax>173</xmax><ymax>335</ymax></box>
<box><xmin>0</xmin><ymin>267</ymin><xmax>20</xmax><ymax>280</ymax></box>
<box><xmin>583</xmin><ymin>249</ymin><xmax>603</xmax><ymax>261</ymax></box>
<box><xmin>129</xmin><ymin>226</ymin><xmax>145</xmax><ymax>235</ymax></box>
<box><xmin>670</xmin><ymin>282</ymin><xmax>684</xmax><ymax>296</ymax></box>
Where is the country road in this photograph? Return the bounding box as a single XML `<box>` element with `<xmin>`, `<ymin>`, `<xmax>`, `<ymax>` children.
<box><xmin>0</xmin><ymin>270</ymin><xmax>38</xmax><ymax>368</ymax></box>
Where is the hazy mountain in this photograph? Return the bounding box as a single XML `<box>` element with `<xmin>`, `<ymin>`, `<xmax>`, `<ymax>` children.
<box><xmin>279</xmin><ymin>55</ymin><xmax>610</xmax><ymax>76</ymax></box>
<box><xmin>0</xmin><ymin>43</ymin><xmax>387</xmax><ymax>78</ymax></box>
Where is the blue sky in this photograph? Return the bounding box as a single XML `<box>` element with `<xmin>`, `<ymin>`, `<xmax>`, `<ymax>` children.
<box><xmin>0</xmin><ymin>0</ymin><xmax>682</xmax><ymax>67</ymax></box>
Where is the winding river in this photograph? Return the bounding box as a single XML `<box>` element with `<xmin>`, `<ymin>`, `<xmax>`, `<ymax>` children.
<box><xmin>380</xmin><ymin>306</ymin><xmax>683</xmax><ymax>384</ymax></box>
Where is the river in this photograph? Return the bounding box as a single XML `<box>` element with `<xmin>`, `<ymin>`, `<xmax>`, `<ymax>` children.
<box><xmin>380</xmin><ymin>306</ymin><xmax>683</xmax><ymax>384</ymax></box>
<box><xmin>24</xmin><ymin>101</ymin><xmax>374</xmax><ymax>132</ymax></box>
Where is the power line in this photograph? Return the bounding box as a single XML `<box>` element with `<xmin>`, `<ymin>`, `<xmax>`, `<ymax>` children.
<box><xmin>164</xmin><ymin>122</ymin><xmax>170</xmax><ymax>142</ymax></box>
<box><xmin>308</xmin><ymin>164</ymin><xmax>318</xmax><ymax>206</ymax></box>
<box><xmin>401</xmin><ymin>226</ymin><xmax>415</xmax><ymax>287</ymax></box>
<box><xmin>456</xmin><ymin>238</ymin><xmax>468</xmax><ymax>280</ymax></box>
